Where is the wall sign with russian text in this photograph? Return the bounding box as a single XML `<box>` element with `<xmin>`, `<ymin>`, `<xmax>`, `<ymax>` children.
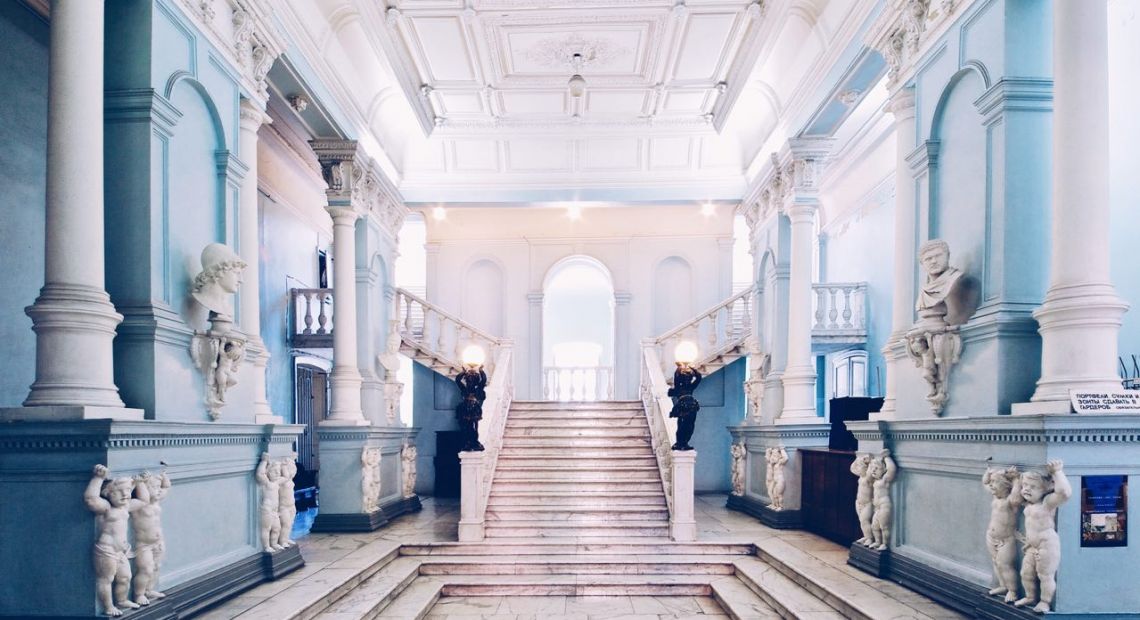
<box><xmin>1081</xmin><ymin>475</ymin><xmax>1127</xmax><ymax>548</ymax></box>
<box><xmin>1070</xmin><ymin>391</ymin><xmax>1140</xmax><ymax>413</ymax></box>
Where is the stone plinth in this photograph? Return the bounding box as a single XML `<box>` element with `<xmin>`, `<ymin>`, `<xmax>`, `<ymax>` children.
<box><xmin>311</xmin><ymin>426</ymin><xmax>422</xmax><ymax>533</ymax></box>
<box><xmin>727</xmin><ymin>422</ymin><xmax>830</xmax><ymax>516</ymax></box>
<box><xmin>670</xmin><ymin>451</ymin><xmax>697</xmax><ymax>542</ymax></box>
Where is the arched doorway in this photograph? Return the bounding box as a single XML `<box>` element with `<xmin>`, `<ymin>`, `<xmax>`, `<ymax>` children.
<box><xmin>542</xmin><ymin>256</ymin><xmax>615</xmax><ymax>401</ymax></box>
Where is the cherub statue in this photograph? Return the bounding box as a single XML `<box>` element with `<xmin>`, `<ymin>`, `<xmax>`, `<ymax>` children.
<box><xmin>275</xmin><ymin>455</ymin><xmax>298</xmax><ymax>548</ymax></box>
<box><xmin>668</xmin><ymin>363</ymin><xmax>702</xmax><ymax>451</ymax></box>
<box><xmin>401</xmin><ymin>443</ymin><xmax>418</xmax><ymax>498</ymax></box>
<box><xmin>255</xmin><ymin>453</ymin><xmax>284</xmax><ymax>552</ymax></box>
<box><xmin>982</xmin><ymin>464</ymin><xmax>1023</xmax><ymax>603</ymax></box>
<box><xmin>868</xmin><ymin>449</ymin><xmax>897</xmax><ymax>550</ymax></box>
<box><xmin>84</xmin><ymin>465</ymin><xmax>147</xmax><ymax>616</ymax></box>
<box><xmin>744</xmin><ymin>351</ymin><xmax>770</xmax><ymax>422</ymax></box>
<box><xmin>455</xmin><ymin>367</ymin><xmax>488</xmax><ymax>451</ymax></box>
<box><xmin>768</xmin><ymin>447</ymin><xmax>788</xmax><ymax>511</ymax></box>
<box><xmin>361</xmin><ymin>448</ymin><xmax>382</xmax><ymax>513</ymax></box>
<box><xmin>1014</xmin><ymin>460</ymin><xmax>1072</xmax><ymax>613</ymax></box>
<box><xmin>730</xmin><ymin>443</ymin><xmax>746</xmax><ymax>496</ymax></box>
<box><xmin>850</xmin><ymin>453</ymin><xmax>874</xmax><ymax>545</ymax></box>
<box><xmin>199</xmin><ymin>336</ymin><xmax>245</xmax><ymax>420</ymax></box>
<box><xmin>131</xmin><ymin>469</ymin><xmax>171</xmax><ymax>606</ymax></box>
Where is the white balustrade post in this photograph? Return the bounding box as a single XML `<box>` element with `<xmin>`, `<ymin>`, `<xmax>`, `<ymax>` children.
<box><xmin>458</xmin><ymin>451</ymin><xmax>486</xmax><ymax>541</ymax></box>
<box><xmin>1020</xmin><ymin>0</ymin><xmax>1129</xmax><ymax>412</ymax></box>
<box><xmin>878</xmin><ymin>87</ymin><xmax>917</xmax><ymax>420</ymax></box>
<box><xmin>5</xmin><ymin>0</ymin><xmax>143</xmax><ymax>420</ymax></box>
<box><xmin>238</xmin><ymin>99</ymin><xmax>279</xmax><ymax>424</ymax></box>
<box><xmin>312</xmin><ymin>140</ymin><xmax>368</xmax><ymax>426</ymax></box>
<box><xmin>670</xmin><ymin>451</ymin><xmax>697</xmax><ymax>541</ymax></box>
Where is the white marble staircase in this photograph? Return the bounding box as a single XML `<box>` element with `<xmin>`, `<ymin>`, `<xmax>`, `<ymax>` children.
<box><xmin>484</xmin><ymin>400</ymin><xmax>671</xmax><ymax>539</ymax></box>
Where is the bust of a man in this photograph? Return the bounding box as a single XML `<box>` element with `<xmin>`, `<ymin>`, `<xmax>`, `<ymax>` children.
<box><xmin>914</xmin><ymin>239</ymin><xmax>963</xmax><ymax>327</ymax></box>
<box><xmin>192</xmin><ymin>243</ymin><xmax>247</xmax><ymax>319</ymax></box>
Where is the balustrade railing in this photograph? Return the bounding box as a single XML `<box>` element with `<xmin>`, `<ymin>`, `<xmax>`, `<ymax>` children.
<box><xmin>811</xmin><ymin>282</ymin><xmax>868</xmax><ymax>339</ymax></box>
<box><xmin>542</xmin><ymin>366</ymin><xmax>614</xmax><ymax>401</ymax></box>
<box><xmin>291</xmin><ymin>288</ymin><xmax>334</xmax><ymax>348</ymax></box>
<box><xmin>640</xmin><ymin>343</ymin><xmax>677</xmax><ymax>517</ymax></box>
<box><xmin>649</xmin><ymin>286</ymin><xmax>754</xmax><ymax>378</ymax></box>
<box><xmin>394</xmin><ymin>288</ymin><xmax>505</xmax><ymax>376</ymax></box>
<box><xmin>477</xmin><ymin>346</ymin><xmax>513</xmax><ymax>516</ymax></box>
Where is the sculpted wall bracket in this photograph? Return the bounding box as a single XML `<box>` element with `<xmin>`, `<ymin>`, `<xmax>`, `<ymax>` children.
<box><xmin>189</xmin><ymin>243</ymin><xmax>248</xmax><ymax>421</ymax></box>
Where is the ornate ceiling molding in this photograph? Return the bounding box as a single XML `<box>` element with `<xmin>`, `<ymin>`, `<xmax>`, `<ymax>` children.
<box><xmin>172</xmin><ymin>0</ymin><xmax>286</xmax><ymax>105</ymax></box>
<box><xmin>866</xmin><ymin>0</ymin><xmax>966</xmax><ymax>88</ymax></box>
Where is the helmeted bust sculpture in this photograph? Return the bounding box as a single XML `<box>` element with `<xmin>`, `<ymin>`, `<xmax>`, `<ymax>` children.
<box><xmin>191</xmin><ymin>243</ymin><xmax>247</xmax><ymax>320</ymax></box>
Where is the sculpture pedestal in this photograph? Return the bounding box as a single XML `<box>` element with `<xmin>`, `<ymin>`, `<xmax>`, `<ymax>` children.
<box><xmin>725</xmin><ymin>493</ymin><xmax>802</xmax><ymax>529</ymax></box>
<box><xmin>670</xmin><ymin>451</ymin><xmax>697</xmax><ymax>542</ymax></box>
<box><xmin>458</xmin><ymin>451</ymin><xmax>486</xmax><ymax>542</ymax></box>
<box><xmin>847</xmin><ymin>543</ymin><xmax>889</xmax><ymax>579</ymax></box>
<box><xmin>0</xmin><ymin>405</ymin><xmax>144</xmax><ymax>421</ymax></box>
<box><xmin>311</xmin><ymin>427</ymin><xmax>421</xmax><ymax>533</ymax></box>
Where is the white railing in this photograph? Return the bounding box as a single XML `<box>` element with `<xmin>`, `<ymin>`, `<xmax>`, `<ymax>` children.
<box><xmin>290</xmin><ymin>288</ymin><xmax>334</xmax><ymax>347</ymax></box>
<box><xmin>650</xmin><ymin>286</ymin><xmax>754</xmax><ymax>378</ymax></box>
<box><xmin>394</xmin><ymin>288</ymin><xmax>505</xmax><ymax>376</ymax></box>
<box><xmin>640</xmin><ymin>342</ymin><xmax>678</xmax><ymax>517</ymax></box>
<box><xmin>478</xmin><ymin>345</ymin><xmax>513</xmax><ymax>514</ymax></box>
<box><xmin>812</xmin><ymin>282</ymin><xmax>868</xmax><ymax>335</ymax></box>
<box><xmin>542</xmin><ymin>365</ymin><xmax>614</xmax><ymax>401</ymax></box>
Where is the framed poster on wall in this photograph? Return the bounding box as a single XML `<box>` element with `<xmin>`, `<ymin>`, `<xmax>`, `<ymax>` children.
<box><xmin>1081</xmin><ymin>475</ymin><xmax>1127</xmax><ymax>547</ymax></box>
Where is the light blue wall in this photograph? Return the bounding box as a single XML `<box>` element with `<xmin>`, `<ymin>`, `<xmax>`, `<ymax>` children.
<box><xmin>822</xmin><ymin>198</ymin><xmax>896</xmax><ymax>398</ymax></box>
<box><xmin>692</xmin><ymin>358</ymin><xmax>748</xmax><ymax>492</ymax></box>
<box><xmin>259</xmin><ymin>191</ymin><xmax>327</xmax><ymax>421</ymax></box>
<box><xmin>1109</xmin><ymin>2</ymin><xmax>1140</xmax><ymax>364</ymax></box>
<box><xmin>411</xmin><ymin>363</ymin><xmax>460</xmax><ymax>495</ymax></box>
<box><xmin>0</xmin><ymin>3</ymin><xmax>47</xmax><ymax>408</ymax></box>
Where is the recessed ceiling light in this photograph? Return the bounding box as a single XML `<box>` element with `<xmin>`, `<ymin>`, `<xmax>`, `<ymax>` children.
<box><xmin>432</xmin><ymin>206</ymin><xmax>447</xmax><ymax>221</ymax></box>
<box><xmin>567</xmin><ymin>205</ymin><xmax>582</xmax><ymax>221</ymax></box>
<box><xmin>701</xmin><ymin>202</ymin><xmax>716</xmax><ymax>217</ymax></box>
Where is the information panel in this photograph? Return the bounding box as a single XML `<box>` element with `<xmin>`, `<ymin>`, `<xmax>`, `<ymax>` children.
<box><xmin>1081</xmin><ymin>475</ymin><xmax>1128</xmax><ymax>548</ymax></box>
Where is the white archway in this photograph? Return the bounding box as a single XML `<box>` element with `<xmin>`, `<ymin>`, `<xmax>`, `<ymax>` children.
<box><xmin>542</xmin><ymin>255</ymin><xmax>615</xmax><ymax>401</ymax></box>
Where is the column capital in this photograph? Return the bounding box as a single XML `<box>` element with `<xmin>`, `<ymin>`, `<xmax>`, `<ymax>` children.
<box><xmin>326</xmin><ymin>205</ymin><xmax>362</xmax><ymax>224</ymax></box>
<box><xmin>614</xmin><ymin>291</ymin><xmax>633</xmax><ymax>305</ymax></box>
<box><xmin>785</xmin><ymin>202</ymin><xmax>818</xmax><ymax>225</ymax></box>
<box><xmin>239</xmin><ymin>98</ymin><xmax>272</xmax><ymax>132</ymax></box>
<box><xmin>887</xmin><ymin>86</ymin><xmax>916</xmax><ymax>119</ymax></box>
<box><xmin>527</xmin><ymin>292</ymin><xmax>544</xmax><ymax>304</ymax></box>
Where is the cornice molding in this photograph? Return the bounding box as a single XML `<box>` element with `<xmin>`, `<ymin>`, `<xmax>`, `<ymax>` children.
<box><xmin>865</xmin><ymin>0</ymin><xmax>973</xmax><ymax>89</ymax></box>
<box><xmin>847</xmin><ymin>415</ymin><xmax>1140</xmax><ymax>445</ymax></box>
<box><xmin>0</xmin><ymin>421</ymin><xmax>305</xmax><ymax>452</ymax></box>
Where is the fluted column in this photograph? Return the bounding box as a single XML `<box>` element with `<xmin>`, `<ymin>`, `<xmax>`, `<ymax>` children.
<box><xmin>9</xmin><ymin>0</ymin><xmax>138</xmax><ymax>419</ymax></box>
<box><xmin>528</xmin><ymin>292</ymin><xmax>543</xmax><ymax>399</ymax></box>
<box><xmin>313</xmin><ymin>141</ymin><xmax>368</xmax><ymax>426</ymax></box>
<box><xmin>877</xmin><ymin>87</ymin><xmax>917</xmax><ymax>420</ymax></box>
<box><xmin>779</xmin><ymin>202</ymin><xmax>819</xmax><ymax>422</ymax></box>
<box><xmin>238</xmin><ymin>99</ymin><xmax>278</xmax><ymax>424</ymax></box>
<box><xmin>614</xmin><ymin>291</ymin><xmax>632</xmax><ymax>399</ymax></box>
<box><xmin>1024</xmin><ymin>0</ymin><xmax>1129</xmax><ymax>410</ymax></box>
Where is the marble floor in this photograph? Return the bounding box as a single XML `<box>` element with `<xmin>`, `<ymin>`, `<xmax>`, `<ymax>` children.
<box><xmin>425</xmin><ymin>594</ymin><xmax>729</xmax><ymax>619</ymax></box>
<box><xmin>196</xmin><ymin>494</ymin><xmax>966</xmax><ymax>620</ymax></box>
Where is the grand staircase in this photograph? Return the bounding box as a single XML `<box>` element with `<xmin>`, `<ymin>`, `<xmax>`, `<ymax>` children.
<box><xmin>484</xmin><ymin>401</ymin><xmax>670</xmax><ymax>539</ymax></box>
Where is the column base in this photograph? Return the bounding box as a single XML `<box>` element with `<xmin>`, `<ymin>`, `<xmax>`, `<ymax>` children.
<box><xmin>726</xmin><ymin>493</ymin><xmax>802</xmax><ymax>529</ymax></box>
<box><xmin>0</xmin><ymin>405</ymin><xmax>144</xmax><ymax>422</ymax></box>
<box><xmin>847</xmin><ymin>543</ymin><xmax>890</xmax><ymax>579</ymax></box>
<box><xmin>1011</xmin><ymin>400</ymin><xmax>1073</xmax><ymax>415</ymax></box>
<box><xmin>319</xmin><ymin>417</ymin><xmax>372</xmax><ymax>427</ymax></box>
<box><xmin>779</xmin><ymin>366</ymin><xmax>817</xmax><ymax>421</ymax></box>
<box><xmin>255</xmin><ymin>414</ymin><xmax>286</xmax><ymax>424</ymax></box>
<box><xmin>669</xmin><ymin>520</ymin><xmax>696</xmax><ymax>542</ymax></box>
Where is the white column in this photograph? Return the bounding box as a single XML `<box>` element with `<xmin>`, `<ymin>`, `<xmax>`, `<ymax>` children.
<box><xmin>8</xmin><ymin>0</ymin><xmax>138</xmax><ymax>420</ymax></box>
<box><xmin>779</xmin><ymin>202</ymin><xmax>819</xmax><ymax>422</ymax></box>
<box><xmin>1024</xmin><ymin>0</ymin><xmax>1129</xmax><ymax>410</ymax></box>
<box><xmin>614</xmin><ymin>291</ymin><xmax>632</xmax><ymax>399</ymax></box>
<box><xmin>528</xmin><ymin>292</ymin><xmax>544</xmax><ymax>399</ymax></box>
<box><xmin>238</xmin><ymin>99</ymin><xmax>279</xmax><ymax>424</ymax></box>
<box><xmin>877</xmin><ymin>87</ymin><xmax>917</xmax><ymax>420</ymax></box>
<box><xmin>457</xmin><ymin>451</ymin><xmax>486</xmax><ymax>541</ymax></box>
<box><xmin>670</xmin><ymin>451</ymin><xmax>697</xmax><ymax>541</ymax></box>
<box><xmin>325</xmin><ymin>207</ymin><xmax>367</xmax><ymax>425</ymax></box>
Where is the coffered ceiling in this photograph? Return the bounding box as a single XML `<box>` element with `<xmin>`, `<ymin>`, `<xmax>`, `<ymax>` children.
<box><xmin>274</xmin><ymin>0</ymin><xmax>882</xmax><ymax>202</ymax></box>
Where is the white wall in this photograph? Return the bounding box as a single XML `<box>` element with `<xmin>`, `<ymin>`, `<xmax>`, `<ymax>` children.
<box><xmin>421</xmin><ymin>204</ymin><xmax>734</xmax><ymax>399</ymax></box>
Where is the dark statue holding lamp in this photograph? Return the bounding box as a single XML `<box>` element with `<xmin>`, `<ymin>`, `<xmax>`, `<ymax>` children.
<box><xmin>668</xmin><ymin>340</ymin><xmax>702</xmax><ymax>451</ymax></box>
<box><xmin>455</xmin><ymin>345</ymin><xmax>488</xmax><ymax>452</ymax></box>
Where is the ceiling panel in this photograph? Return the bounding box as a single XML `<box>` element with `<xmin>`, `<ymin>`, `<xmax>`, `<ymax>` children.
<box><xmin>497</xmin><ymin>90</ymin><xmax>568</xmax><ymax>116</ymax></box>
<box><xmin>585</xmin><ymin>90</ymin><xmax>651</xmax><ymax>116</ymax></box>
<box><xmin>407</xmin><ymin>16</ymin><xmax>478</xmax><ymax>83</ymax></box>
<box><xmin>660</xmin><ymin>90</ymin><xmax>708</xmax><ymax>113</ymax></box>
<box><xmin>581</xmin><ymin>138</ymin><xmax>642</xmax><ymax>170</ymax></box>
<box><xmin>452</xmin><ymin>140</ymin><xmax>501</xmax><ymax>171</ymax></box>
<box><xmin>649</xmin><ymin>137</ymin><xmax>694</xmax><ymax>169</ymax></box>
<box><xmin>436</xmin><ymin>91</ymin><xmax>487</xmax><ymax>115</ymax></box>
<box><xmin>671</xmin><ymin>12</ymin><xmax>738</xmax><ymax>81</ymax></box>
<box><xmin>506</xmin><ymin>139</ymin><xmax>573</xmax><ymax>171</ymax></box>
<box><xmin>504</xmin><ymin>29</ymin><xmax>646</xmax><ymax>76</ymax></box>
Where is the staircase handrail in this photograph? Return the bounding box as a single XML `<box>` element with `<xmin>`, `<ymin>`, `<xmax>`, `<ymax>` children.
<box><xmin>651</xmin><ymin>285</ymin><xmax>755</xmax><ymax>345</ymax></box>
<box><xmin>474</xmin><ymin>343</ymin><xmax>514</xmax><ymax>519</ymax></box>
<box><xmin>394</xmin><ymin>287</ymin><xmax>507</xmax><ymax>346</ymax></box>
<box><xmin>640</xmin><ymin>341</ymin><xmax>678</xmax><ymax>516</ymax></box>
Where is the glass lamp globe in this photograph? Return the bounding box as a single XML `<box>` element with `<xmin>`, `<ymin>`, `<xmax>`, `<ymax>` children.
<box><xmin>674</xmin><ymin>340</ymin><xmax>699</xmax><ymax>366</ymax></box>
<box><xmin>568</xmin><ymin>74</ymin><xmax>586</xmax><ymax>98</ymax></box>
<box><xmin>461</xmin><ymin>344</ymin><xmax>486</xmax><ymax>368</ymax></box>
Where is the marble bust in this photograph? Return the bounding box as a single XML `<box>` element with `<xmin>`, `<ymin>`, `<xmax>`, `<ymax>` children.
<box><xmin>191</xmin><ymin>243</ymin><xmax>247</xmax><ymax>320</ymax></box>
<box><xmin>914</xmin><ymin>239</ymin><xmax>963</xmax><ymax>329</ymax></box>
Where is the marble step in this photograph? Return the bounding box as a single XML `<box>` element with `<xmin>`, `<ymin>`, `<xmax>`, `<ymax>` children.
<box><xmin>498</xmin><ymin>446</ymin><xmax>655</xmax><ymax>458</ymax></box>
<box><xmin>495</xmin><ymin>455</ymin><xmax>660</xmax><ymax>468</ymax></box>
<box><xmin>487</xmin><ymin>491</ymin><xmax>667</xmax><ymax>506</ymax></box>
<box><xmin>485</xmin><ymin>502</ymin><xmax>668</xmax><ymax>513</ymax></box>
<box><xmin>373</xmin><ymin>577</ymin><xmax>443</xmax><ymax>619</ymax></box>
<box><xmin>416</xmin><ymin>554</ymin><xmax>737</xmax><ymax>576</ymax></box>
<box><xmin>482</xmin><ymin>521</ymin><xmax>670</xmax><ymax>538</ymax></box>
<box><xmin>503</xmin><ymin>426</ymin><xmax>650</xmax><ymax>438</ymax></box>
<box><xmin>399</xmin><ymin>541</ymin><xmax>756</xmax><ymax>556</ymax></box>
<box><xmin>511</xmin><ymin>400</ymin><xmax>643</xmax><ymax>411</ymax></box>
<box><xmin>731</xmin><ymin>556</ymin><xmax>845</xmax><ymax>619</ymax></box>
<box><xmin>499</xmin><ymin>436</ymin><xmax>652</xmax><ymax>448</ymax></box>
<box><xmin>751</xmin><ymin>537</ymin><xmax>943</xmax><ymax>620</ymax></box>
<box><xmin>707</xmin><ymin>575</ymin><xmax>784</xmax><ymax>619</ymax></box>
<box><xmin>493</xmin><ymin>465</ymin><xmax>661</xmax><ymax>480</ymax></box>
<box><xmin>489</xmin><ymin>479</ymin><xmax>666</xmax><ymax>493</ymax></box>
<box><xmin>231</xmin><ymin>540</ymin><xmax>402</xmax><ymax>620</ymax></box>
<box><xmin>433</xmin><ymin>574</ymin><xmax>714</xmax><ymax>597</ymax></box>
<box><xmin>311</xmin><ymin>556</ymin><xmax>422</xmax><ymax>619</ymax></box>
<box><xmin>485</xmin><ymin>509</ymin><xmax>670</xmax><ymax>522</ymax></box>
<box><xmin>509</xmin><ymin>411</ymin><xmax>648</xmax><ymax>421</ymax></box>
<box><xmin>506</xmin><ymin>417</ymin><xmax>649</xmax><ymax>428</ymax></box>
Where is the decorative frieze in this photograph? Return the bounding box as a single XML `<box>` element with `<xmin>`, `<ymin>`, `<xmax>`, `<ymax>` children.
<box><xmin>175</xmin><ymin>0</ymin><xmax>284</xmax><ymax>103</ymax></box>
<box><xmin>867</xmin><ymin>0</ymin><xmax>965</xmax><ymax>86</ymax></box>
<box><xmin>310</xmin><ymin>140</ymin><xmax>409</xmax><ymax>241</ymax></box>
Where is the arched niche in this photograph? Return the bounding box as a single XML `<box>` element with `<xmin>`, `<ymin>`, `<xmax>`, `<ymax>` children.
<box><xmin>652</xmin><ymin>255</ymin><xmax>694</xmax><ymax>335</ymax></box>
<box><xmin>542</xmin><ymin>255</ymin><xmax>616</xmax><ymax>401</ymax></box>
<box><xmin>462</xmin><ymin>258</ymin><xmax>505</xmax><ymax>337</ymax></box>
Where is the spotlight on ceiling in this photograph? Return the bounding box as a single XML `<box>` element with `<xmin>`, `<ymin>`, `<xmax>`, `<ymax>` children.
<box><xmin>432</xmin><ymin>206</ymin><xmax>447</xmax><ymax>221</ymax></box>
<box><xmin>568</xmin><ymin>53</ymin><xmax>586</xmax><ymax>98</ymax></box>
<box><xmin>566</xmin><ymin>204</ymin><xmax>582</xmax><ymax>221</ymax></box>
<box><xmin>701</xmin><ymin>202</ymin><xmax>716</xmax><ymax>217</ymax></box>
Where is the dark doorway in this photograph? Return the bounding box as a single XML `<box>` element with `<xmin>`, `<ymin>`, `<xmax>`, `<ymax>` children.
<box><xmin>434</xmin><ymin>431</ymin><xmax>463</xmax><ymax>498</ymax></box>
<box><xmin>295</xmin><ymin>363</ymin><xmax>328</xmax><ymax>507</ymax></box>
